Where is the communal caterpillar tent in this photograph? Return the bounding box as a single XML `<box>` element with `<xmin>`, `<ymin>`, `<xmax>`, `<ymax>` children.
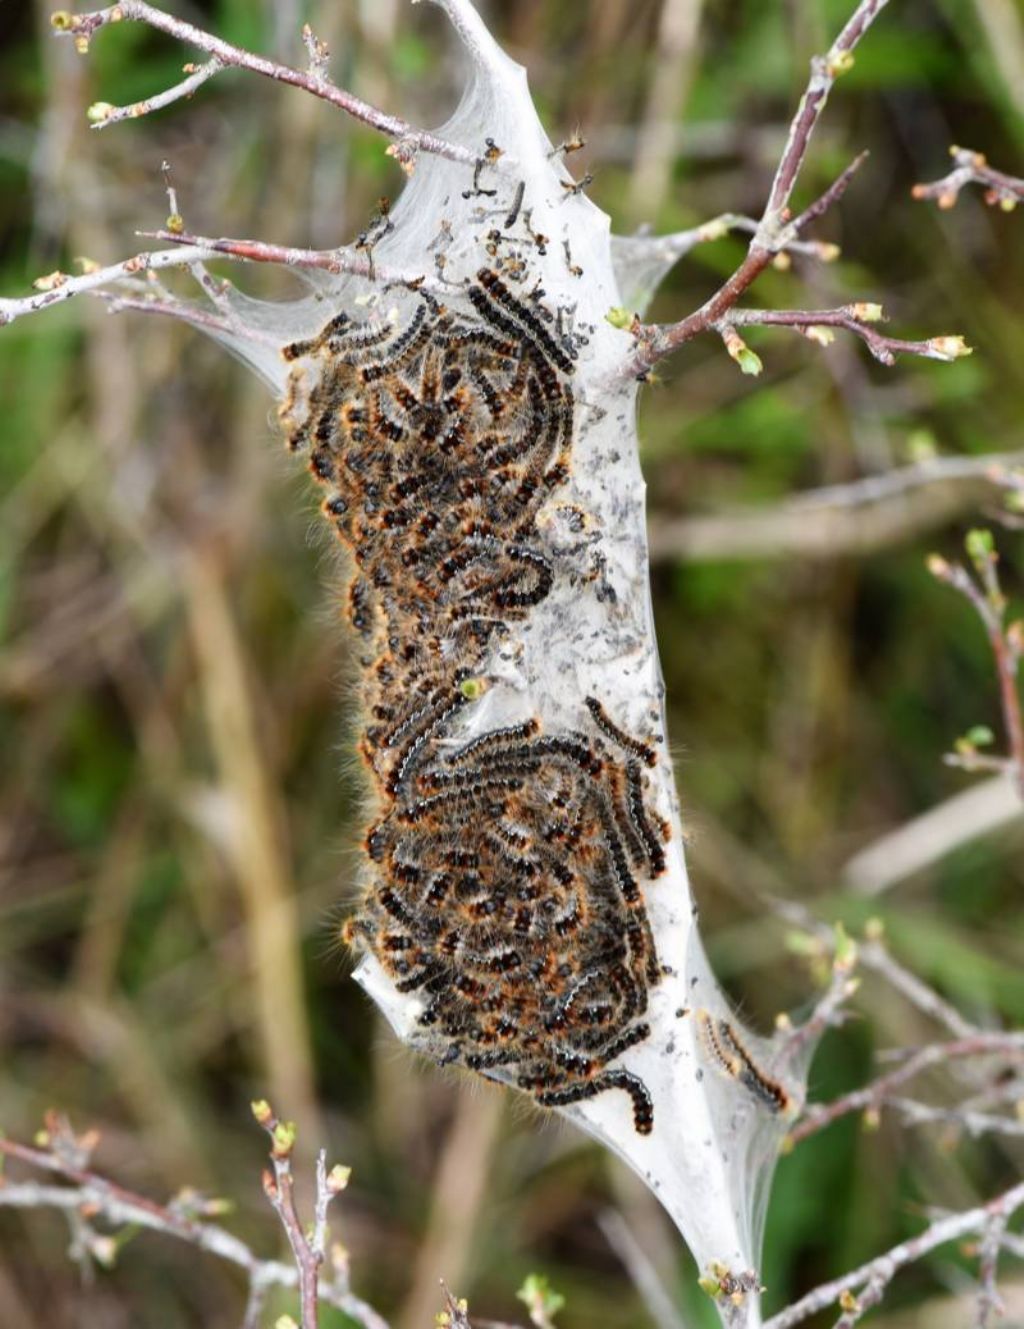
<box><xmin>4</xmin><ymin>0</ymin><xmax>951</xmax><ymax>1323</ymax></box>
<box><xmin>264</xmin><ymin>8</ymin><xmax>808</xmax><ymax>1311</ymax></box>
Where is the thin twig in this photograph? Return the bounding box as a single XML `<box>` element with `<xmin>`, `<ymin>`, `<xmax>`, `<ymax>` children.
<box><xmin>711</xmin><ymin>852</ymin><xmax>980</xmax><ymax>1042</ymax></box>
<box><xmin>929</xmin><ymin>544</ymin><xmax>1024</xmax><ymax>799</ymax></box>
<box><xmin>89</xmin><ymin>289</ymin><xmax>281</xmax><ymax>344</ymax></box>
<box><xmin>628</xmin><ymin>0</ymin><xmax>892</xmax><ymax>374</ymax></box>
<box><xmin>787</xmin><ymin>1033</ymin><xmax>1024</xmax><ymax>1146</ymax></box>
<box><xmin>0</xmin><ymin>1126</ymin><xmax>386</xmax><ymax>1329</ymax></box>
<box><xmin>258</xmin><ymin>1125</ymin><xmax>323</xmax><ymax>1327</ymax></box>
<box><xmin>976</xmin><ymin>1210</ymin><xmax>1008</xmax><ymax>1329</ymax></box>
<box><xmin>718</xmin><ymin>304</ymin><xmax>970</xmax><ymax>367</ymax></box>
<box><xmin>858</xmin><ymin>938</ymin><xmax>978</xmax><ymax>1040</ymax></box>
<box><xmin>140</xmin><ymin>227</ymin><xmax>447</xmax><ymax>293</ymax></box>
<box><xmin>775</xmin><ymin>951</ymin><xmax>858</xmax><ymax>1073</ymax></box>
<box><xmin>912</xmin><ymin>147</ymin><xmax>1024</xmax><ymax>212</ymax></box>
<box><xmin>763</xmin><ymin>1181</ymin><xmax>1024</xmax><ymax>1329</ymax></box>
<box><xmin>886</xmin><ymin>1097</ymin><xmax>1024</xmax><ymax>1140</ymax></box>
<box><xmin>439</xmin><ymin>1282</ymin><xmax>473</xmax><ymax>1329</ymax></box>
<box><xmin>92</xmin><ymin>57</ymin><xmax>222</xmax><ymax>125</ymax></box>
<box><xmin>621</xmin><ymin>211</ymin><xmax>844</xmax><ymax>271</ymax></box>
<box><xmin>52</xmin><ymin>2</ymin><xmax>476</xmax><ymax>166</ymax></box>
<box><xmin>831</xmin><ymin>1271</ymin><xmax>891</xmax><ymax>1328</ymax></box>
<box><xmin>0</xmin><ymin>246</ymin><xmax>221</xmax><ymax>326</ymax></box>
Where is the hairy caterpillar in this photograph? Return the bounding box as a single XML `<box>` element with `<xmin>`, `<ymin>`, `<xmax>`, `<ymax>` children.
<box><xmin>695</xmin><ymin>1010</ymin><xmax>792</xmax><ymax>1116</ymax></box>
<box><xmin>279</xmin><ymin>268</ymin><xmax>668</xmax><ymax>1133</ymax></box>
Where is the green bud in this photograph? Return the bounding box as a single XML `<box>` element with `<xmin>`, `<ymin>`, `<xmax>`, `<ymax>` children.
<box><xmin>271</xmin><ymin>1120</ymin><xmax>297</xmax><ymax>1156</ymax></box>
<box><xmin>833</xmin><ymin>921</ymin><xmax>858</xmax><ymax>972</ymax></box>
<box><xmin>827</xmin><ymin>49</ymin><xmax>855</xmax><ymax>76</ymax></box>
<box><xmin>965</xmin><ymin>528</ymin><xmax>994</xmax><ymax>567</ymax></box>
<box><xmin>518</xmin><ymin>1273</ymin><xmax>566</xmax><ymax>1325</ymax></box>
<box><xmin>605</xmin><ymin>306</ymin><xmax>633</xmax><ymax>330</ymax></box>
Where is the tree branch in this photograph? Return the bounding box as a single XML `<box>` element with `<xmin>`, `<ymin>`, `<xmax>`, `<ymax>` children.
<box><xmin>142</xmin><ymin>227</ymin><xmax>448</xmax><ymax>293</ymax></box>
<box><xmin>623</xmin><ymin>212</ymin><xmax>843</xmax><ymax>269</ymax></box>
<box><xmin>0</xmin><ymin>1115</ymin><xmax>386</xmax><ymax>1329</ymax></box>
<box><xmin>929</xmin><ymin>535</ymin><xmax>1024</xmax><ymax>800</ymax></box>
<box><xmin>717</xmin><ymin>303</ymin><xmax>970</xmax><ymax>370</ymax></box>
<box><xmin>627</xmin><ymin>0</ymin><xmax>895</xmax><ymax>374</ymax></box>
<box><xmin>51</xmin><ymin>2</ymin><xmax>477</xmax><ymax>167</ymax></box>
<box><xmin>0</xmin><ymin>246</ymin><xmax>222</xmax><ymax>327</ymax></box>
<box><xmin>787</xmin><ymin>1032</ymin><xmax>1024</xmax><ymax>1147</ymax></box>
<box><xmin>912</xmin><ymin>147</ymin><xmax>1024</xmax><ymax>212</ymax></box>
<box><xmin>762</xmin><ymin>1181</ymin><xmax>1024</xmax><ymax>1329</ymax></box>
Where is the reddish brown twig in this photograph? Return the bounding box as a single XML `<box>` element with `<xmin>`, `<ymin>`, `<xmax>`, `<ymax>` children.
<box><xmin>913</xmin><ymin>147</ymin><xmax>1024</xmax><ymax>212</ymax></box>
<box><xmin>628</xmin><ymin>0</ymin><xmax>894</xmax><ymax>375</ymax></box>
<box><xmin>717</xmin><ymin>304</ymin><xmax>970</xmax><ymax>368</ymax></box>
<box><xmin>625</xmin><ymin>5</ymin><xmax>971</xmax><ymax>383</ymax></box>
<box><xmin>0</xmin><ymin>1110</ymin><xmax>384</xmax><ymax>1329</ymax></box>
<box><xmin>623</xmin><ymin>160</ymin><xmax>870</xmax><ymax>373</ymax></box>
<box><xmin>773</xmin><ymin>936</ymin><xmax>859</xmax><ymax>1076</ymax></box>
<box><xmin>50</xmin><ymin>2</ymin><xmax>476</xmax><ymax>167</ymax></box>
<box><xmin>0</xmin><ymin>227</ymin><xmax>447</xmax><ymax>334</ymax></box>
<box><xmin>786</xmin><ymin>1032</ymin><xmax>1024</xmax><ymax>1147</ymax></box>
<box><xmin>928</xmin><ymin>534</ymin><xmax>1024</xmax><ymax>800</ymax></box>
<box><xmin>251</xmin><ymin>1100</ymin><xmax>355</xmax><ymax>1329</ymax></box>
<box><xmin>140</xmin><ymin>227</ymin><xmax>447</xmax><ymax>293</ymax></box>
<box><xmin>439</xmin><ymin>1281</ymin><xmax>474</xmax><ymax>1329</ymax></box>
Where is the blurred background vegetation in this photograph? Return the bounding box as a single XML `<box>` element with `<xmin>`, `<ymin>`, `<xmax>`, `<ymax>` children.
<box><xmin>2</xmin><ymin>0</ymin><xmax>1024</xmax><ymax>1325</ymax></box>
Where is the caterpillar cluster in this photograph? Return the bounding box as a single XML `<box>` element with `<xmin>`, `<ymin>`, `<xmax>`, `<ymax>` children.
<box><xmin>279</xmin><ymin>268</ymin><xmax>669</xmax><ymax>1134</ymax></box>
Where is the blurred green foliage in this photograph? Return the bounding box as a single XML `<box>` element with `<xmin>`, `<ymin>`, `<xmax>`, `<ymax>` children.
<box><xmin>2</xmin><ymin>1</ymin><xmax>1024</xmax><ymax>1326</ymax></box>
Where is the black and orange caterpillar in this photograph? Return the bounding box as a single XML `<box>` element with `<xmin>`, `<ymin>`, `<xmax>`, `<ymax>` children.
<box><xmin>280</xmin><ymin>269</ymin><xmax>668</xmax><ymax>1133</ymax></box>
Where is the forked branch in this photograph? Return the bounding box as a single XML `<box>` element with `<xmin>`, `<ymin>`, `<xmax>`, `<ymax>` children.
<box><xmin>0</xmin><ymin>1109</ymin><xmax>386</xmax><ymax>1329</ymax></box>
<box><xmin>762</xmin><ymin>1181</ymin><xmax>1024</xmax><ymax>1329</ymax></box>
<box><xmin>913</xmin><ymin>147</ymin><xmax>1024</xmax><ymax>212</ymax></box>
<box><xmin>0</xmin><ymin>246</ymin><xmax>222</xmax><ymax>328</ymax></box>
<box><xmin>928</xmin><ymin>530</ymin><xmax>1024</xmax><ymax>800</ymax></box>
<box><xmin>51</xmin><ymin>1</ymin><xmax>476</xmax><ymax>166</ymax></box>
<box><xmin>627</xmin><ymin>1</ymin><xmax>967</xmax><ymax>379</ymax></box>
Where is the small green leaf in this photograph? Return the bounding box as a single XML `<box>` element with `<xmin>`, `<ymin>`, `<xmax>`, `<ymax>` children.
<box><xmin>605</xmin><ymin>306</ymin><xmax>633</xmax><ymax>330</ymax></box>
<box><xmin>271</xmin><ymin>1120</ymin><xmax>297</xmax><ymax>1157</ymax></box>
<box><xmin>965</xmin><ymin>528</ymin><xmax>994</xmax><ymax>566</ymax></box>
<box><xmin>518</xmin><ymin>1273</ymin><xmax>566</xmax><ymax>1327</ymax></box>
<box><xmin>734</xmin><ymin>346</ymin><xmax>763</xmax><ymax>376</ymax></box>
